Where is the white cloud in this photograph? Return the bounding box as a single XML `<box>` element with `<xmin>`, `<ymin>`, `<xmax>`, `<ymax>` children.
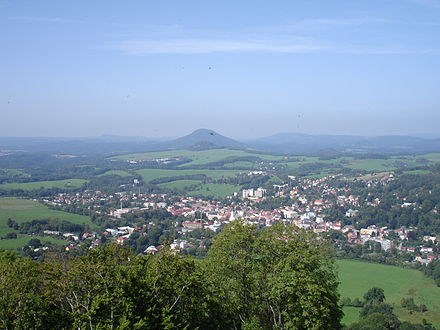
<box><xmin>107</xmin><ymin>38</ymin><xmax>439</xmax><ymax>55</ymax></box>
<box><xmin>110</xmin><ymin>39</ymin><xmax>328</xmax><ymax>54</ymax></box>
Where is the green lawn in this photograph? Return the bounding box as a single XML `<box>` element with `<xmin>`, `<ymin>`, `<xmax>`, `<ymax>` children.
<box><xmin>337</xmin><ymin>259</ymin><xmax>440</xmax><ymax>327</ymax></box>
<box><xmin>0</xmin><ymin>235</ymin><xmax>68</xmax><ymax>250</ymax></box>
<box><xmin>136</xmin><ymin>168</ymin><xmax>243</xmax><ymax>183</ymax></box>
<box><xmin>0</xmin><ymin>179</ymin><xmax>87</xmax><ymax>191</ymax></box>
<box><xmin>0</xmin><ymin>197</ymin><xmax>95</xmax><ymax>236</ymax></box>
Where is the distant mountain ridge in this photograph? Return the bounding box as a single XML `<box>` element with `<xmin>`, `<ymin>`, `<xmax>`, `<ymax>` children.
<box><xmin>165</xmin><ymin>129</ymin><xmax>243</xmax><ymax>149</ymax></box>
<box><xmin>1</xmin><ymin>130</ymin><xmax>440</xmax><ymax>155</ymax></box>
<box><xmin>246</xmin><ymin>133</ymin><xmax>440</xmax><ymax>154</ymax></box>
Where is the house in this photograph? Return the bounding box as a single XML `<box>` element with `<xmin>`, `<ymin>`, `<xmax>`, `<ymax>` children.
<box><xmin>144</xmin><ymin>245</ymin><xmax>158</xmax><ymax>254</ymax></box>
<box><xmin>363</xmin><ymin>238</ymin><xmax>393</xmax><ymax>251</ymax></box>
<box><xmin>182</xmin><ymin>220</ymin><xmax>204</xmax><ymax>230</ymax></box>
<box><xmin>345</xmin><ymin>209</ymin><xmax>359</xmax><ymax>217</ymax></box>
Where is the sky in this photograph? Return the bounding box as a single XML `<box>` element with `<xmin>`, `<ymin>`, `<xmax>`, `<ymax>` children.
<box><xmin>1</xmin><ymin>0</ymin><xmax>439</xmax><ymax>139</ymax></box>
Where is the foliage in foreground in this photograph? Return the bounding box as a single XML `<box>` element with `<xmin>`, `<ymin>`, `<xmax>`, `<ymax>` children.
<box><xmin>347</xmin><ymin>287</ymin><xmax>435</xmax><ymax>330</ymax></box>
<box><xmin>0</xmin><ymin>222</ymin><xmax>343</xmax><ymax>329</ymax></box>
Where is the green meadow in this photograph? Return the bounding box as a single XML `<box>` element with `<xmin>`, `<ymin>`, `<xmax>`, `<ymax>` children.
<box><xmin>112</xmin><ymin>148</ymin><xmax>283</xmax><ymax>165</ymax></box>
<box><xmin>402</xmin><ymin>169</ymin><xmax>431</xmax><ymax>175</ymax></box>
<box><xmin>136</xmin><ymin>168</ymin><xmax>243</xmax><ymax>183</ymax></box>
<box><xmin>0</xmin><ymin>179</ymin><xmax>87</xmax><ymax>191</ymax></box>
<box><xmin>187</xmin><ymin>183</ymin><xmax>242</xmax><ymax>198</ymax></box>
<box><xmin>337</xmin><ymin>259</ymin><xmax>440</xmax><ymax>327</ymax></box>
<box><xmin>0</xmin><ymin>235</ymin><xmax>68</xmax><ymax>250</ymax></box>
<box><xmin>158</xmin><ymin>180</ymin><xmax>201</xmax><ymax>190</ymax></box>
<box><xmin>416</xmin><ymin>153</ymin><xmax>440</xmax><ymax>162</ymax></box>
<box><xmin>0</xmin><ymin>197</ymin><xmax>95</xmax><ymax>236</ymax></box>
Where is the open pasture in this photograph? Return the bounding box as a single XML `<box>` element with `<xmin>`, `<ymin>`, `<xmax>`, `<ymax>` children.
<box><xmin>0</xmin><ymin>235</ymin><xmax>68</xmax><ymax>250</ymax></box>
<box><xmin>0</xmin><ymin>197</ymin><xmax>95</xmax><ymax>236</ymax></box>
<box><xmin>136</xmin><ymin>168</ymin><xmax>243</xmax><ymax>183</ymax></box>
<box><xmin>158</xmin><ymin>180</ymin><xmax>201</xmax><ymax>190</ymax></box>
<box><xmin>0</xmin><ymin>179</ymin><xmax>87</xmax><ymax>191</ymax></box>
<box><xmin>416</xmin><ymin>153</ymin><xmax>440</xmax><ymax>162</ymax></box>
<box><xmin>112</xmin><ymin>148</ymin><xmax>283</xmax><ymax>165</ymax></box>
<box><xmin>337</xmin><ymin>259</ymin><xmax>440</xmax><ymax>327</ymax></box>
<box><xmin>187</xmin><ymin>183</ymin><xmax>242</xmax><ymax>198</ymax></box>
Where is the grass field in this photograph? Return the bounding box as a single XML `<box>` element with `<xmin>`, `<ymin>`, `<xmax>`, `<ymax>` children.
<box><xmin>0</xmin><ymin>235</ymin><xmax>68</xmax><ymax>250</ymax></box>
<box><xmin>402</xmin><ymin>170</ymin><xmax>431</xmax><ymax>175</ymax></box>
<box><xmin>223</xmin><ymin>161</ymin><xmax>260</xmax><ymax>169</ymax></box>
<box><xmin>136</xmin><ymin>168</ymin><xmax>243</xmax><ymax>183</ymax></box>
<box><xmin>98</xmin><ymin>170</ymin><xmax>132</xmax><ymax>177</ymax></box>
<box><xmin>112</xmin><ymin>148</ymin><xmax>283</xmax><ymax>165</ymax></box>
<box><xmin>0</xmin><ymin>179</ymin><xmax>87</xmax><ymax>191</ymax></box>
<box><xmin>0</xmin><ymin>197</ymin><xmax>95</xmax><ymax>236</ymax></box>
<box><xmin>416</xmin><ymin>153</ymin><xmax>440</xmax><ymax>162</ymax></box>
<box><xmin>187</xmin><ymin>183</ymin><xmax>242</xmax><ymax>198</ymax></box>
<box><xmin>158</xmin><ymin>180</ymin><xmax>201</xmax><ymax>190</ymax></box>
<box><xmin>282</xmin><ymin>155</ymin><xmax>430</xmax><ymax>174</ymax></box>
<box><xmin>337</xmin><ymin>259</ymin><xmax>440</xmax><ymax>327</ymax></box>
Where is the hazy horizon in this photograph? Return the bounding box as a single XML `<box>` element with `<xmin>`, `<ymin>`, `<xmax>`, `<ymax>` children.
<box><xmin>1</xmin><ymin>0</ymin><xmax>439</xmax><ymax>138</ymax></box>
<box><xmin>1</xmin><ymin>128</ymin><xmax>440</xmax><ymax>141</ymax></box>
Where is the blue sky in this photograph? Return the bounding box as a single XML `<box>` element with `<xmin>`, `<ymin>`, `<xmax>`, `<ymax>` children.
<box><xmin>1</xmin><ymin>0</ymin><xmax>439</xmax><ymax>138</ymax></box>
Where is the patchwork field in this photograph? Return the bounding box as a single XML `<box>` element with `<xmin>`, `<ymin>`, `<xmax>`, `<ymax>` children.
<box><xmin>0</xmin><ymin>179</ymin><xmax>87</xmax><ymax>191</ymax></box>
<box><xmin>337</xmin><ymin>259</ymin><xmax>440</xmax><ymax>327</ymax></box>
<box><xmin>114</xmin><ymin>149</ymin><xmax>440</xmax><ymax>178</ymax></box>
<box><xmin>112</xmin><ymin>148</ymin><xmax>283</xmax><ymax>165</ymax></box>
<box><xmin>0</xmin><ymin>197</ymin><xmax>95</xmax><ymax>236</ymax></box>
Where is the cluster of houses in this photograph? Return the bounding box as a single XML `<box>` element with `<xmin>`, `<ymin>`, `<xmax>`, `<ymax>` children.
<box><xmin>38</xmin><ymin>173</ymin><xmax>438</xmax><ymax>263</ymax></box>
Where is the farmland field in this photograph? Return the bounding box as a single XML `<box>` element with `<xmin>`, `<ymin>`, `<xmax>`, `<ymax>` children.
<box><xmin>222</xmin><ymin>161</ymin><xmax>260</xmax><ymax>169</ymax></box>
<box><xmin>337</xmin><ymin>259</ymin><xmax>440</xmax><ymax>327</ymax></box>
<box><xmin>187</xmin><ymin>183</ymin><xmax>242</xmax><ymax>198</ymax></box>
<box><xmin>0</xmin><ymin>235</ymin><xmax>68</xmax><ymax>250</ymax></box>
<box><xmin>158</xmin><ymin>180</ymin><xmax>242</xmax><ymax>197</ymax></box>
<box><xmin>158</xmin><ymin>180</ymin><xmax>201</xmax><ymax>190</ymax></box>
<box><xmin>0</xmin><ymin>179</ymin><xmax>87</xmax><ymax>191</ymax></box>
<box><xmin>402</xmin><ymin>169</ymin><xmax>431</xmax><ymax>175</ymax></box>
<box><xmin>416</xmin><ymin>153</ymin><xmax>440</xmax><ymax>162</ymax></box>
<box><xmin>136</xmin><ymin>168</ymin><xmax>243</xmax><ymax>183</ymax></box>
<box><xmin>112</xmin><ymin>148</ymin><xmax>283</xmax><ymax>165</ymax></box>
<box><xmin>0</xmin><ymin>197</ymin><xmax>95</xmax><ymax>236</ymax></box>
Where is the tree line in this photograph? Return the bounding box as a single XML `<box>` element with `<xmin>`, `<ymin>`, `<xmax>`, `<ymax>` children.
<box><xmin>0</xmin><ymin>222</ymin><xmax>343</xmax><ymax>329</ymax></box>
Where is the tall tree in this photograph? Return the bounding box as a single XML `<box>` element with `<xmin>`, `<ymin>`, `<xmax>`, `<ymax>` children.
<box><xmin>204</xmin><ymin>220</ymin><xmax>343</xmax><ymax>329</ymax></box>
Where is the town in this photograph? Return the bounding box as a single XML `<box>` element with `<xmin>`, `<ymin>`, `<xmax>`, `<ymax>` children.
<box><xmin>37</xmin><ymin>171</ymin><xmax>438</xmax><ymax>265</ymax></box>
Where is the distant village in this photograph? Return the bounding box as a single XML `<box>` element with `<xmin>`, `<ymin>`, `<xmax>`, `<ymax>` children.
<box><xmin>41</xmin><ymin>172</ymin><xmax>438</xmax><ymax>264</ymax></box>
